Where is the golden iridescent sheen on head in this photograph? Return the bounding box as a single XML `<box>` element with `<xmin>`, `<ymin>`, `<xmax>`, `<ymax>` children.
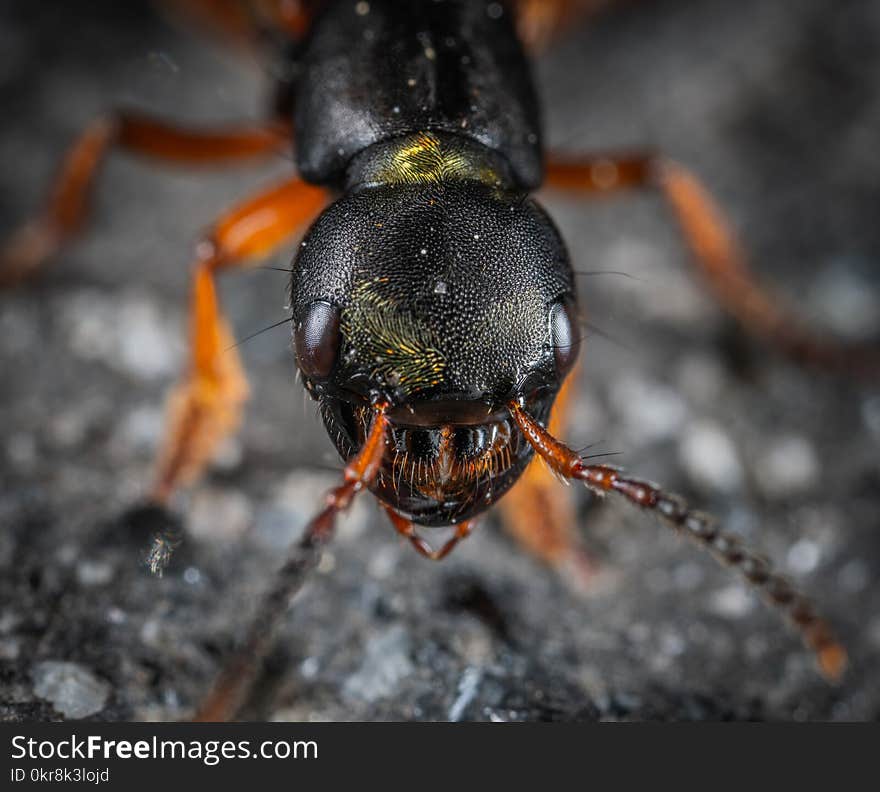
<box><xmin>340</xmin><ymin>276</ymin><xmax>447</xmax><ymax>395</ymax></box>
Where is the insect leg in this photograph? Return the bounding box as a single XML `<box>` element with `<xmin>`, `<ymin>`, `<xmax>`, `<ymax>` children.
<box><xmin>513</xmin><ymin>0</ymin><xmax>616</xmax><ymax>53</ymax></box>
<box><xmin>508</xmin><ymin>400</ymin><xmax>847</xmax><ymax>681</ymax></box>
<box><xmin>0</xmin><ymin>114</ymin><xmax>291</xmax><ymax>286</ymax></box>
<box><xmin>160</xmin><ymin>0</ymin><xmax>316</xmax><ymax>48</ymax></box>
<box><xmin>193</xmin><ymin>404</ymin><xmax>389</xmax><ymax>722</ymax></box>
<box><xmin>545</xmin><ymin>153</ymin><xmax>880</xmax><ymax>377</ymax></box>
<box><xmin>150</xmin><ymin>176</ymin><xmax>327</xmax><ymax>513</ymax></box>
<box><xmin>382</xmin><ymin>505</ymin><xmax>474</xmax><ymax>561</ymax></box>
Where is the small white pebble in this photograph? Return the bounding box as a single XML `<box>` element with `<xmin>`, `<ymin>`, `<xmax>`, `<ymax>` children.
<box><xmin>448</xmin><ymin>667</ymin><xmax>482</xmax><ymax>722</ymax></box>
<box><xmin>61</xmin><ymin>290</ymin><xmax>181</xmax><ymax>380</ymax></box>
<box><xmin>0</xmin><ymin>611</ymin><xmax>21</xmax><ymax>634</ymax></box>
<box><xmin>141</xmin><ymin>620</ymin><xmax>163</xmax><ymax>649</ymax></box>
<box><xmin>710</xmin><ymin>584</ymin><xmax>754</xmax><ymax>618</ymax></box>
<box><xmin>76</xmin><ymin>560</ymin><xmax>114</xmax><ymax>587</ymax></box>
<box><xmin>808</xmin><ymin>263</ymin><xmax>880</xmax><ymax>339</ymax></box>
<box><xmin>609</xmin><ymin>374</ymin><xmax>687</xmax><ymax>443</ymax></box>
<box><xmin>0</xmin><ymin>637</ymin><xmax>21</xmax><ymax>661</ymax></box>
<box><xmin>32</xmin><ymin>661</ymin><xmax>110</xmax><ymax>719</ymax></box>
<box><xmin>55</xmin><ymin>544</ymin><xmax>78</xmax><ymax>566</ymax></box>
<box><xmin>49</xmin><ymin>411</ymin><xmax>87</xmax><ymax>448</ymax></box>
<box><xmin>117</xmin><ymin>296</ymin><xmax>179</xmax><ymax>380</ymax></box>
<box><xmin>678</xmin><ymin>420</ymin><xmax>743</xmax><ymax>493</ymax></box>
<box><xmin>756</xmin><ymin>435</ymin><xmax>819</xmax><ymax>498</ymax></box>
<box><xmin>116</xmin><ymin>405</ymin><xmax>163</xmax><ymax>453</ymax></box>
<box><xmin>367</xmin><ymin>545</ymin><xmax>399</xmax><ymax>580</ymax></box>
<box><xmin>318</xmin><ymin>552</ymin><xmax>336</xmax><ymax>574</ymax></box>
<box><xmin>786</xmin><ymin>538</ymin><xmax>821</xmax><ymax>575</ymax></box>
<box><xmin>188</xmin><ymin>488</ymin><xmax>253</xmax><ymax>542</ymax></box>
<box><xmin>343</xmin><ymin>625</ymin><xmax>413</xmax><ymax>703</ymax></box>
<box><xmin>301</xmin><ymin>657</ymin><xmax>320</xmax><ymax>679</ymax></box>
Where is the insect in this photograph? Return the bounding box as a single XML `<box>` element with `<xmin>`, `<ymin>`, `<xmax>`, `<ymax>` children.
<box><xmin>3</xmin><ymin>0</ymin><xmax>873</xmax><ymax>721</ymax></box>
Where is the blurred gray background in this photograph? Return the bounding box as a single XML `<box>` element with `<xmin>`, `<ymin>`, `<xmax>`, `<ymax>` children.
<box><xmin>0</xmin><ymin>0</ymin><xmax>878</xmax><ymax>721</ymax></box>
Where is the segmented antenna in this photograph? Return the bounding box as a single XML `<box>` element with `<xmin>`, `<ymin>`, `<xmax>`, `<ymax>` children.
<box><xmin>509</xmin><ymin>401</ymin><xmax>847</xmax><ymax>680</ymax></box>
<box><xmin>192</xmin><ymin>404</ymin><xmax>389</xmax><ymax>721</ymax></box>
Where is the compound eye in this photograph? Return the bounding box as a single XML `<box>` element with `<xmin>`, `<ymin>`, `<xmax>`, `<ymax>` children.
<box><xmin>549</xmin><ymin>299</ymin><xmax>580</xmax><ymax>378</ymax></box>
<box><xmin>294</xmin><ymin>301</ymin><xmax>341</xmax><ymax>381</ymax></box>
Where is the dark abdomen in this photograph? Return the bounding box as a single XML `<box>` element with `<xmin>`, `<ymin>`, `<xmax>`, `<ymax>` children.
<box><xmin>294</xmin><ymin>0</ymin><xmax>543</xmax><ymax>189</ymax></box>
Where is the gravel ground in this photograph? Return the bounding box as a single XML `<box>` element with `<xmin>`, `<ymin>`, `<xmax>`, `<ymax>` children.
<box><xmin>1</xmin><ymin>0</ymin><xmax>878</xmax><ymax>722</ymax></box>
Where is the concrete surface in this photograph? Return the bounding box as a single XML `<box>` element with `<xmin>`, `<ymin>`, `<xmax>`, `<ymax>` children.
<box><xmin>1</xmin><ymin>0</ymin><xmax>878</xmax><ymax>721</ymax></box>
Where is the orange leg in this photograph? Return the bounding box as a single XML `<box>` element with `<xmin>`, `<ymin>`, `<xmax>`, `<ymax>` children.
<box><xmin>513</xmin><ymin>0</ymin><xmax>629</xmax><ymax>53</ymax></box>
<box><xmin>545</xmin><ymin>153</ymin><xmax>880</xmax><ymax>377</ymax></box>
<box><xmin>254</xmin><ymin>0</ymin><xmax>318</xmax><ymax>39</ymax></box>
<box><xmin>149</xmin><ymin>176</ymin><xmax>327</xmax><ymax>515</ymax></box>
<box><xmin>383</xmin><ymin>505</ymin><xmax>474</xmax><ymax>561</ymax></box>
<box><xmin>0</xmin><ymin>113</ymin><xmax>291</xmax><ymax>286</ymax></box>
<box><xmin>158</xmin><ymin>0</ymin><xmax>317</xmax><ymax>48</ymax></box>
<box><xmin>193</xmin><ymin>404</ymin><xmax>389</xmax><ymax>722</ymax></box>
<box><xmin>497</xmin><ymin>368</ymin><xmax>596</xmax><ymax>582</ymax></box>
